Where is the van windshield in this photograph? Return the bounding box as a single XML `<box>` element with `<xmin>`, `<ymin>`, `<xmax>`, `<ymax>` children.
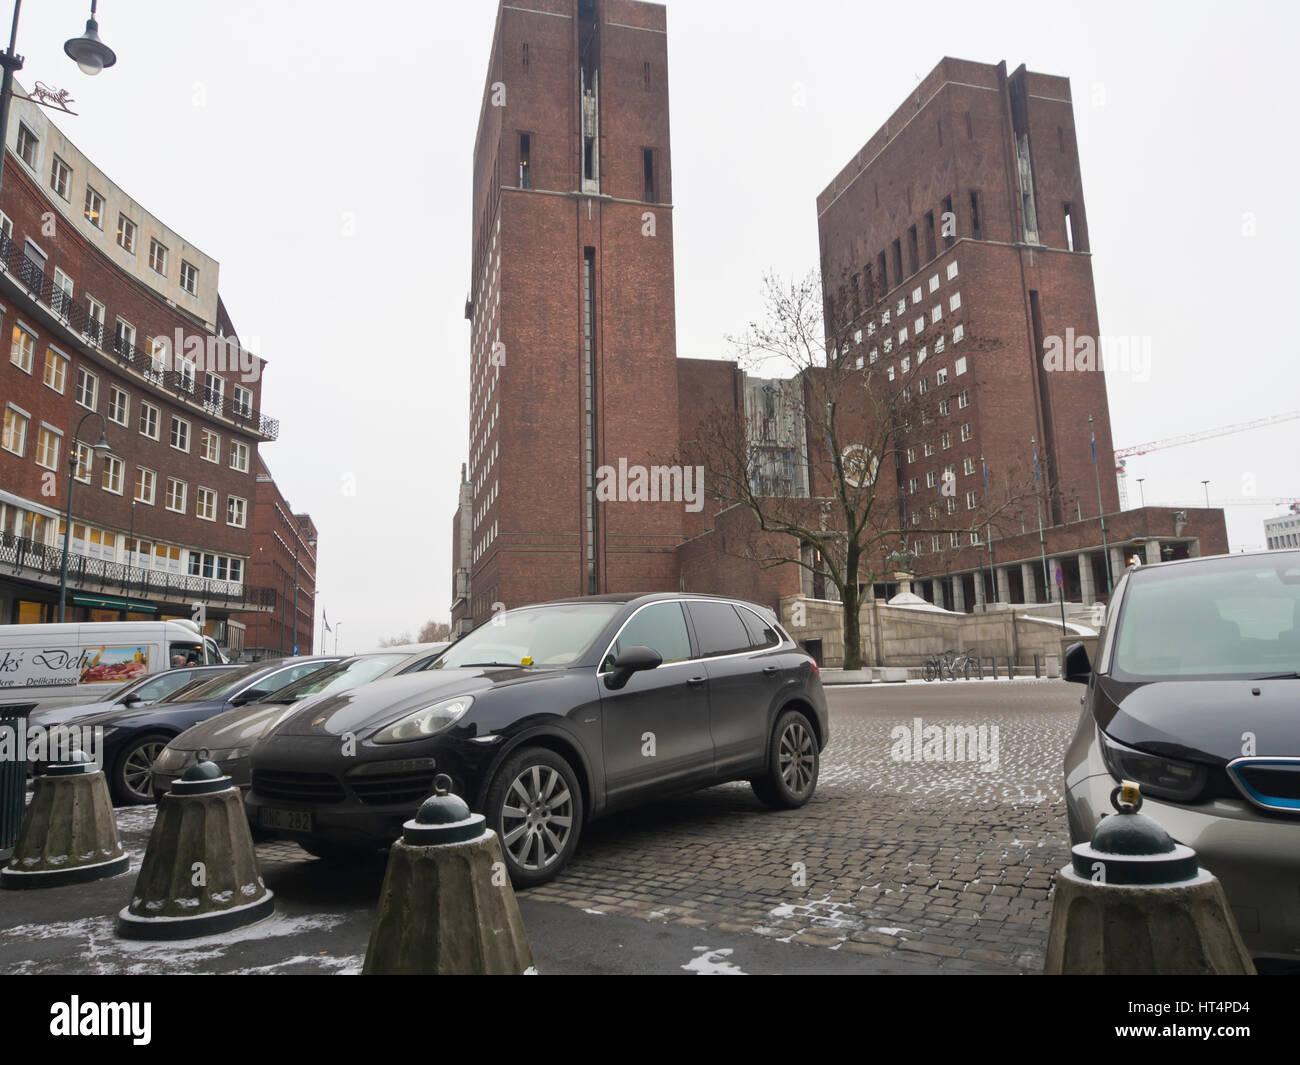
<box><xmin>168</xmin><ymin>641</ymin><xmax>204</xmax><ymax>667</ymax></box>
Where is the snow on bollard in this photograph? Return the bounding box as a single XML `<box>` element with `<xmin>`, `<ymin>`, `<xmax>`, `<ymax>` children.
<box><xmin>1044</xmin><ymin>780</ymin><xmax>1255</xmax><ymax>974</ymax></box>
<box><xmin>1</xmin><ymin>751</ymin><xmax>129</xmax><ymax>889</ymax></box>
<box><xmin>363</xmin><ymin>774</ymin><xmax>535</xmax><ymax>975</ymax></box>
<box><xmin>117</xmin><ymin>753</ymin><xmax>274</xmax><ymax>940</ymax></box>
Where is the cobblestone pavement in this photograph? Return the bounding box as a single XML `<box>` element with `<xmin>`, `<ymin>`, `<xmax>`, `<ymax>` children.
<box><xmin>524</xmin><ymin>677</ymin><xmax>1083</xmax><ymax>972</ymax></box>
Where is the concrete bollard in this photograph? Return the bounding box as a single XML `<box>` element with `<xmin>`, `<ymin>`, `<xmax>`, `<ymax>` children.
<box><xmin>364</xmin><ymin>774</ymin><xmax>534</xmax><ymax>975</ymax></box>
<box><xmin>1044</xmin><ymin>781</ymin><xmax>1255</xmax><ymax>974</ymax></box>
<box><xmin>117</xmin><ymin>754</ymin><xmax>274</xmax><ymax>939</ymax></box>
<box><xmin>1</xmin><ymin>751</ymin><xmax>129</xmax><ymax>889</ymax></box>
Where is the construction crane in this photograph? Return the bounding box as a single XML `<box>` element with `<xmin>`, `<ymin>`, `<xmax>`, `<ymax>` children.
<box><xmin>1114</xmin><ymin>410</ymin><xmax>1300</xmax><ymax>508</ymax></box>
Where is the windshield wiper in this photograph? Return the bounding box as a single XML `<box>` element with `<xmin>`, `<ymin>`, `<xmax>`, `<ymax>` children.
<box><xmin>1253</xmin><ymin>671</ymin><xmax>1300</xmax><ymax>680</ymax></box>
<box><xmin>457</xmin><ymin>661</ymin><xmax>525</xmax><ymax>668</ymax></box>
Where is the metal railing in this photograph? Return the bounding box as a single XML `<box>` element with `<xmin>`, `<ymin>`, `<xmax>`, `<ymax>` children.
<box><xmin>0</xmin><ymin>532</ymin><xmax>276</xmax><ymax>611</ymax></box>
<box><xmin>0</xmin><ymin>231</ymin><xmax>279</xmax><ymax>440</ymax></box>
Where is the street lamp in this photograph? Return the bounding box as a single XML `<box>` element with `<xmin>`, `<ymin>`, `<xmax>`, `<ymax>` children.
<box><xmin>1201</xmin><ymin>480</ymin><xmax>1211</xmax><ymax>508</ymax></box>
<box><xmin>1136</xmin><ymin>478</ymin><xmax>1146</xmax><ymax>509</ymax></box>
<box><xmin>63</xmin><ymin>1</ymin><xmax>116</xmax><ymax>76</ymax></box>
<box><xmin>0</xmin><ymin>2</ymin><xmax>118</xmax><ymax>204</ymax></box>
<box><xmin>58</xmin><ymin>411</ymin><xmax>111</xmax><ymax>621</ymax></box>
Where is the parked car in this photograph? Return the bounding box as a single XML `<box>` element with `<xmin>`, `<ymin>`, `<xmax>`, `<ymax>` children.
<box><xmin>28</xmin><ymin>664</ymin><xmax>239</xmax><ymax>730</ymax></box>
<box><xmin>247</xmin><ymin>594</ymin><xmax>828</xmax><ymax>884</ymax></box>
<box><xmin>151</xmin><ymin>646</ymin><xmax>449</xmax><ymax>796</ymax></box>
<box><xmin>0</xmin><ymin>619</ymin><xmax>222</xmax><ymax>717</ymax></box>
<box><xmin>1064</xmin><ymin>549</ymin><xmax>1300</xmax><ymax>962</ymax></box>
<box><xmin>80</xmin><ymin>656</ymin><xmax>342</xmax><ymax>805</ymax></box>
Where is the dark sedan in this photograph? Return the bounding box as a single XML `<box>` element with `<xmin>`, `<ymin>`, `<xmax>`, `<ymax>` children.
<box><xmin>83</xmin><ymin>656</ymin><xmax>341</xmax><ymax>805</ymax></box>
<box><xmin>1064</xmin><ymin>549</ymin><xmax>1300</xmax><ymax>961</ymax></box>
<box><xmin>247</xmin><ymin>593</ymin><xmax>828</xmax><ymax>884</ymax></box>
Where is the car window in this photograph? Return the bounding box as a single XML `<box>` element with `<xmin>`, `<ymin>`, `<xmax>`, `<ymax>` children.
<box><xmin>688</xmin><ymin>602</ymin><xmax>753</xmax><ymax>658</ymax></box>
<box><xmin>257</xmin><ymin>661</ymin><xmax>333</xmax><ymax>697</ymax></box>
<box><xmin>129</xmin><ymin>670</ymin><xmax>202</xmax><ymax>703</ymax></box>
<box><xmin>158</xmin><ymin>663</ymin><xmax>266</xmax><ymax>703</ymax></box>
<box><xmin>167</xmin><ymin>640</ymin><xmax>204</xmax><ymax>667</ymax></box>
<box><xmin>605</xmin><ymin>602</ymin><xmax>692</xmax><ymax>670</ymax></box>
<box><xmin>1113</xmin><ymin>558</ymin><xmax>1300</xmax><ymax>678</ymax></box>
<box><xmin>737</xmin><ymin>606</ymin><xmax>780</xmax><ymax>650</ymax></box>
<box><xmin>274</xmin><ymin>655</ymin><xmax>407</xmax><ymax>700</ymax></box>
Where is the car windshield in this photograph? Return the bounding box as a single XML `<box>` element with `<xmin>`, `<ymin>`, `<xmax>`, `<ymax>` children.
<box><xmin>1113</xmin><ymin>556</ymin><xmax>1300</xmax><ymax>679</ymax></box>
<box><xmin>433</xmin><ymin>603</ymin><xmax>623</xmax><ymax>669</ymax></box>
<box><xmin>156</xmin><ymin>662</ymin><xmax>268</xmax><ymax>703</ymax></box>
<box><xmin>270</xmin><ymin>654</ymin><xmax>410</xmax><ymax>701</ymax></box>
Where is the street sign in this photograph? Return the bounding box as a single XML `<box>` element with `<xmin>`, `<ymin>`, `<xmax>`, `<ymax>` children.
<box><xmin>1055</xmin><ymin>566</ymin><xmax>1063</xmax><ymax>586</ymax></box>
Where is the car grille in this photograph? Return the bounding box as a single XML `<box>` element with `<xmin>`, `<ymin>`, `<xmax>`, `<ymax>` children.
<box><xmin>349</xmin><ymin>771</ymin><xmax>441</xmax><ymax>807</ymax></box>
<box><xmin>1228</xmin><ymin>759</ymin><xmax>1300</xmax><ymax>812</ymax></box>
<box><xmin>252</xmin><ymin>769</ymin><xmax>346</xmax><ymax>805</ymax></box>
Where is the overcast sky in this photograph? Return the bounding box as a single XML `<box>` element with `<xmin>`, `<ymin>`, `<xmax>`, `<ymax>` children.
<box><xmin>18</xmin><ymin>0</ymin><xmax>1298</xmax><ymax>650</ymax></box>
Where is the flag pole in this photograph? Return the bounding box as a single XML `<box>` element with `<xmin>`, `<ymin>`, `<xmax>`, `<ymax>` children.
<box><xmin>982</xmin><ymin>453</ymin><xmax>995</xmax><ymax>604</ymax></box>
<box><xmin>1032</xmin><ymin>436</ymin><xmax>1052</xmax><ymax>616</ymax></box>
<box><xmin>1090</xmin><ymin>413</ymin><xmax>1113</xmax><ymax>595</ymax></box>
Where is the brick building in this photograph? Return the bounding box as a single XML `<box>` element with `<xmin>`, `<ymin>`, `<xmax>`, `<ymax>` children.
<box><xmin>0</xmin><ymin>83</ymin><xmax>314</xmax><ymax>655</ymax></box>
<box><xmin>454</xmin><ymin>0</ymin><xmax>681</xmax><ymax>631</ymax></box>
<box><xmin>449</xmin><ymin>11</ymin><xmax>1228</xmax><ymax>638</ymax></box>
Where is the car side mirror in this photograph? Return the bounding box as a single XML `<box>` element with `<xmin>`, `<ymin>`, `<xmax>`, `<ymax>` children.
<box><xmin>1063</xmin><ymin>641</ymin><xmax>1092</xmax><ymax>684</ymax></box>
<box><xmin>120</xmin><ymin>692</ymin><xmax>142</xmax><ymax>706</ymax></box>
<box><xmin>230</xmin><ymin>687</ymin><xmax>271</xmax><ymax>707</ymax></box>
<box><xmin>603</xmin><ymin>645</ymin><xmax>662</xmax><ymax>691</ymax></box>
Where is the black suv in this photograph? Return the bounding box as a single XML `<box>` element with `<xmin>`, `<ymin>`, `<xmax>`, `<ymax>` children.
<box><xmin>247</xmin><ymin>593</ymin><xmax>829</xmax><ymax>884</ymax></box>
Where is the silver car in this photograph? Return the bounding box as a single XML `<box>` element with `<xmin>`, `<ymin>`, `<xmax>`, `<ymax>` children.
<box><xmin>1064</xmin><ymin>549</ymin><xmax>1300</xmax><ymax>962</ymax></box>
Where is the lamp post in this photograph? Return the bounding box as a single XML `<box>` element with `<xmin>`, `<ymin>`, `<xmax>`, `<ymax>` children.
<box><xmin>1136</xmin><ymin>478</ymin><xmax>1146</xmax><ymax>509</ymax></box>
<box><xmin>335</xmin><ymin>621</ymin><xmax>342</xmax><ymax>656</ymax></box>
<box><xmin>58</xmin><ymin>411</ymin><xmax>111</xmax><ymax>621</ymax></box>
<box><xmin>0</xmin><ymin>2</ymin><xmax>116</xmax><ymax>205</ymax></box>
<box><xmin>1201</xmin><ymin>480</ymin><xmax>1211</xmax><ymax>508</ymax></box>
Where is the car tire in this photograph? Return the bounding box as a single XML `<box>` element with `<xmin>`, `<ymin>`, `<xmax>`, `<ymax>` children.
<box><xmin>751</xmin><ymin>708</ymin><xmax>819</xmax><ymax>810</ymax></box>
<box><xmin>111</xmin><ymin>732</ymin><xmax>173</xmax><ymax>806</ymax></box>
<box><xmin>485</xmin><ymin>746</ymin><xmax>583</xmax><ymax>889</ymax></box>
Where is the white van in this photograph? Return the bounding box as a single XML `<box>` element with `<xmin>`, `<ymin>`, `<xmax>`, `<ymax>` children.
<box><xmin>0</xmin><ymin>620</ymin><xmax>224</xmax><ymax>716</ymax></box>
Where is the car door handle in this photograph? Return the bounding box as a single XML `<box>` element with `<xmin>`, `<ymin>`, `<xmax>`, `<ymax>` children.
<box><xmin>687</xmin><ymin>676</ymin><xmax>707</xmax><ymax>687</ymax></box>
<box><xmin>762</xmin><ymin>666</ymin><xmax>780</xmax><ymax>677</ymax></box>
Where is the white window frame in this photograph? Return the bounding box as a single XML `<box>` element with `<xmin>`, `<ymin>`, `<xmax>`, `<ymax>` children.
<box><xmin>226</xmin><ymin>495</ymin><xmax>248</xmax><ymax>528</ymax></box>
<box><xmin>49</xmin><ymin>154</ymin><xmax>71</xmax><ymax>200</ymax></box>
<box><xmin>35</xmin><ymin>423</ymin><xmax>62</xmax><ymax>471</ymax></box>
<box><xmin>101</xmin><ymin>454</ymin><xmax>124</xmax><ymax>495</ymax></box>
<box><xmin>75</xmin><ymin>366</ymin><xmax>98</xmax><ymax>411</ymax></box>
<box><xmin>2</xmin><ymin>404</ymin><xmax>28</xmax><ymax>456</ymax></box>
<box><xmin>108</xmin><ymin>386</ymin><xmax>129</xmax><ymax>426</ymax></box>
<box><xmin>200</xmin><ymin>429</ymin><xmax>220</xmax><ymax>464</ymax></box>
<box><xmin>134</xmin><ymin>466</ymin><xmax>156</xmax><ymax>506</ymax></box>
<box><xmin>165</xmin><ymin>477</ymin><xmax>187</xmax><ymax>513</ymax></box>
<box><xmin>169</xmin><ymin>415</ymin><xmax>190</xmax><ymax>453</ymax></box>
<box><xmin>138</xmin><ymin>400</ymin><xmax>160</xmax><ymax>441</ymax></box>
<box><xmin>43</xmin><ymin>346</ymin><xmax>67</xmax><ymax>393</ymax></box>
<box><xmin>148</xmin><ymin>237</ymin><xmax>168</xmax><ymax>276</ymax></box>
<box><xmin>196</xmin><ymin>487</ymin><xmax>217</xmax><ymax>522</ymax></box>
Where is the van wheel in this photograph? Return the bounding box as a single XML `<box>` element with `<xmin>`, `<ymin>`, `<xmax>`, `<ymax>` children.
<box><xmin>112</xmin><ymin>733</ymin><xmax>172</xmax><ymax>806</ymax></box>
<box><xmin>486</xmin><ymin>747</ymin><xmax>583</xmax><ymax>888</ymax></box>
<box><xmin>752</xmin><ymin>709</ymin><xmax>819</xmax><ymax>809</ymax></box>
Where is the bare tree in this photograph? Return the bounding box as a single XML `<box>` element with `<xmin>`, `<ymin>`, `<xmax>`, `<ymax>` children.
<box><xmin>417</xmin><ymin>620</ymin><xmax>453</xmax><ymax>643</ymax></box>
<box><xmin>681</xmin><ymin>270</ymin><xmax>1038</xmax><ymax>670</ymax></box>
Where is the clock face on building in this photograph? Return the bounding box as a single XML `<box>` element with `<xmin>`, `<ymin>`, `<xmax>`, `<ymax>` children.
<box><xmin>842</xmin><ymin>444</ymin><xmax>879</xmax><ymax>488</ymax></box>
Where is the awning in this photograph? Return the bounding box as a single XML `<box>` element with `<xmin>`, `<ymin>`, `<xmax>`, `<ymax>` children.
<box><xmin>71</xmin><ymin>594</ymin><xmax>157</xmax><ymax>613</ymax></box>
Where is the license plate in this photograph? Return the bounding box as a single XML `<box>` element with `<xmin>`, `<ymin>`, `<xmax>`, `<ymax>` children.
<box><xmin>258</xmin><ymin>807</ymin><xmax>312</xmax><ymax>833</ymax></box>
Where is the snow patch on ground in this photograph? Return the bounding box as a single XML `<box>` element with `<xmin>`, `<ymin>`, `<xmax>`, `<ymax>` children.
<box><xmin>681</xmin><ymin>946</ymin><xmax>745</xmax><ymax>975</ymax></box>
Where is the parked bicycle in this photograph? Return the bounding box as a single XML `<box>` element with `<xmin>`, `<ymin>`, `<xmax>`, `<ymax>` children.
<box><xmin>923</xmin><ymin>648</ymin><xmax>978</xmax><ymax>681</ymax></box>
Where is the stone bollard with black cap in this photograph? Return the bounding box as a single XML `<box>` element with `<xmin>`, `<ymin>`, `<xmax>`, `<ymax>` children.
<box><xmin>1</xmin><ymin>750</ymin><xmax>128</xmax><ymax>889</ymax></box>
<box><xmin>1045</xmin><ymin>780</ymin><xmax>1255</xmax><ymax>974</ymax></box>
<box><xmin>117</xmin><ymin>752</ymin><xmax>274</xmax><ymax>939</ymax></box>
<box><xmin>364</xmin><ymin>774</ymin><xmax>534</xmax><ymax>974</ymax></box>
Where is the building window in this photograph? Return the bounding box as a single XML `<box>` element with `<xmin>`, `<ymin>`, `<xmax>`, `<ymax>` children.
<box><xmin>931</xmin><ymin>305</ymin><xmax>942</xmax><ymax>325</ymax></box>
<box><xmin>148</xmin><ymin>238</ymin><xmax>168</xmax><ymax>276</ymax></box>
<box><xmin>3</xmin><ymin>406</ymin><xmax>28</xmax><ymax>456</ymax></box>
<box><xmin>926</xmin><ymin>471</ymin><xmax>937</xmax><ymax>489</ymax></box>
<box><xmin>906</xmin><ymin>446</ymin><xmax>917</xmax><ymax>464</ymax></box>
<box><xmin>936</xmin><ymin>367</ymin><xmax>948</xmax><ymax>386</ymax></box>
<box><xmin>49</xmin><ymin>154</ymin><xmax>71</xmax><ymax>200</ymax></box>
<box><xmin>108</xmin><ymin>386</ymin><xmax>129</xmax><ymax>426</ymax></box>
<box><xmin>16</xmin><ymin>122</ymin><xmax>38</xmax><ymax>168</ymax></box>
<box><xmin>180</xmin><ymin>260</ymin><xmax>198</xmax><ymax>295</ymax></box>
<box><xmin>963</xmin><ymin>457</ymin><xmax>976</xmax><ymax>476</ymax></box>
<box><xmin>230</xmin><ymin>440</ymin><xmax>249</xmax><ymax>473</ymax></box>
<box><xmin>918</xmin><ymin>376</ymin><xmax>930</xmax><ymax>395</ymax></box>
<box><xmin>116</xmin><ymin>214</ymin><xmax>136</xmax><ymax>253</ymax></box>
<box><xmin>84</xmin><ymin>186</ymin><xmax>105</xmax><ymax>228</ymax></box>
<box><xmin>232</xmin><ymin>385</ymin><xmax>252</xmax><ymax>418</ymax></box>
<box><xmin>924</xmin><ymin>441</ymin><xmax>936</xmax><ymax>458</ymax></box>
<box><xmin>955</xmin><ymin>356</ymin><xmax>968</xmax><ymax>375</ymax></box>
<box><xmin>85</xmin><ymin>296</ymin><xmax>105</xmax><ymax>346</ymax></box>
<box><xmin>970</xmin><ymin>530</ymin><xmax>981</xmax><ymax>546</ymax></box>
<box><xmin>946</xmin><ymin>498</ymin><xmax>957</xmax><ymax>516</ymax></box>
<box><xmin>518</xmin><ymin>132</ymin><xmax>531</xmax><ymax>189</ymax></box>
<box><xmin>946</xmin><ymin>260</ymin><xmax>959</xmax><ymax>281</ymax></box>
<box><xmin>643</xmin><ymin>147</ymin><xmax>655</xmax><ymax>203</ymax></box>
<box><xmin>938</xmin><ymin>398</ymin><xmax>950</xmax><ymax>416</ymax></box>
<box><xmin>138</xmin><ymin>400</ymin><xmax>160</xmax><ymax>440</ymax></box>
<box><xmin>908</xmin><ymin>477</ymin><xmax>919</xmax><ymax>494</ymax></box>
<box><xmin>35</xmin><ymin>425</ymin><xmax>61</xmax><ymax>470</ymax></box>
<box><xmin>226</xmin><ymin>495</ymin><xmax>247</xmax><ymax>528</ymax></box>
<box><xmin>935</xmin><ymin>336</ymin><xmax>945</xmax><ymax>354</ymax></box>
<box><xmin>886</xmin><ymin>365</ymin><xmax>895</xmax><ymax>382</ymax></box>
<box><xmin>169</xmin><ymin>416</ymin><xmax>190</xmax><ymax>452</ymax></box>
<box><xmin>72</xmin><ymin>441</ymin><xmax>92</xmax><ymax>483</ymax></box>
<box><xmin>10</xmin><ymin>324</ymin><xmax>35</xmax><ymax>373</ymax></box>
<box><xmin>969</xmin><ymin>191</ymin><xmax>982</xmax><ymax>240</ymax></box>
<box><xmin>114</xmin><ymin>318</ymin><xmax>136</xmax><ymax>357</ymax></box>
<box><xmin>74</xmin><ymin>367</ymin><xmax>97</xmax><ymax>410</ymax></box>
<box><xmin>914</xmin><ymin>315</ymin><xmax>925</xmax><ymax>335</ymax></box>
<box><xmin>958</xmin><ymin>389</ymin><xmax>970</xmax><ymax>409</ymax></box>
<box><xmin>960</xmin><ymin>422</ymin><xmax>973</xmax><ymax>442</ymax></box>
<box><xmin>941</xmin><ymin>431</ymin><xmax>952</xmax><ymax>450</ymax></box>
<box><xmin>43</xmin><ymin>348</ymin><xmax>67</xmax><ymax>393</ymax></box>
<box><xmin>197</xmin><ymin>487</ymin><xmax>217</xmax><ymax>522</ymax></box>
<box><xmin>952</xmin><ymin>323</ymin><xmax>965</xmax><ymax>344</ymax></box>
<box><xmin>200</xmin><ymin>429</ymin><xmax>220</xmax><ymax>463</ymax></box>
<box><xmin>101</xmin><ymin>454</ymin><xmax>124</xmax><ymax>494</ymax></box>
<box><xmin>165</xmin><ymin>477</ymin><xmax>187</xmax><ymax>513</ymax></box>
<box><xmin>949</xmin><ymin>292</ymin><xmax>962</xmax><ymax>312</ymax></box>
<box><xmin>134</xmin><ymin>467</ymin><xmax>156</xmax><ymax>505</ymax></box>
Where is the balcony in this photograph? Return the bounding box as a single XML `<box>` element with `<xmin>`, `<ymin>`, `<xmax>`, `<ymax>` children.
<box><xmin>0</xmin><ymin>232</ymin><xmax>279</xmax><ymax>441</ymax></box>
<box><xmin>0</xmin><ymin>532</ymin><xmax>276</xmax><ymax>614</ymax></box>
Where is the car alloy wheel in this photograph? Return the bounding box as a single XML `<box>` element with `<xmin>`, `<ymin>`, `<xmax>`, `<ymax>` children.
<box><xmin>115</xmin><ymin>734</ymin><xmax>170</xmax><ymax>805</ymax></box>
<box><xmin>502</xmin><ymin>763</ymin><xmax>574</xmax><ymax>872</ymax></box>
<box><xmin>778</xmin><ymin>719</ymin><xmax>816</xmax><ymax>797</ymax></box>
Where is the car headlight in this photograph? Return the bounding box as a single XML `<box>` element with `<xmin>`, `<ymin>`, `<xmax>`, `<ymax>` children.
<box><xmin>373</xmin><ymin>696</ymin><xmax>473</xmax><ymax>745</ymax></box>
<box><xmin>153</xmin><ymin>747</ymin><xmax>193</xmax><ymax>773</ymax></box>
<box><xmin>1099</xmin><ymin>730</ymin><xmax>1208</xmax><ymax>803</ymax></box>
<box><xmin>206</xmin><ymin>747</ymin><xmax>252</xmax><ymax>764</ymax></box>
